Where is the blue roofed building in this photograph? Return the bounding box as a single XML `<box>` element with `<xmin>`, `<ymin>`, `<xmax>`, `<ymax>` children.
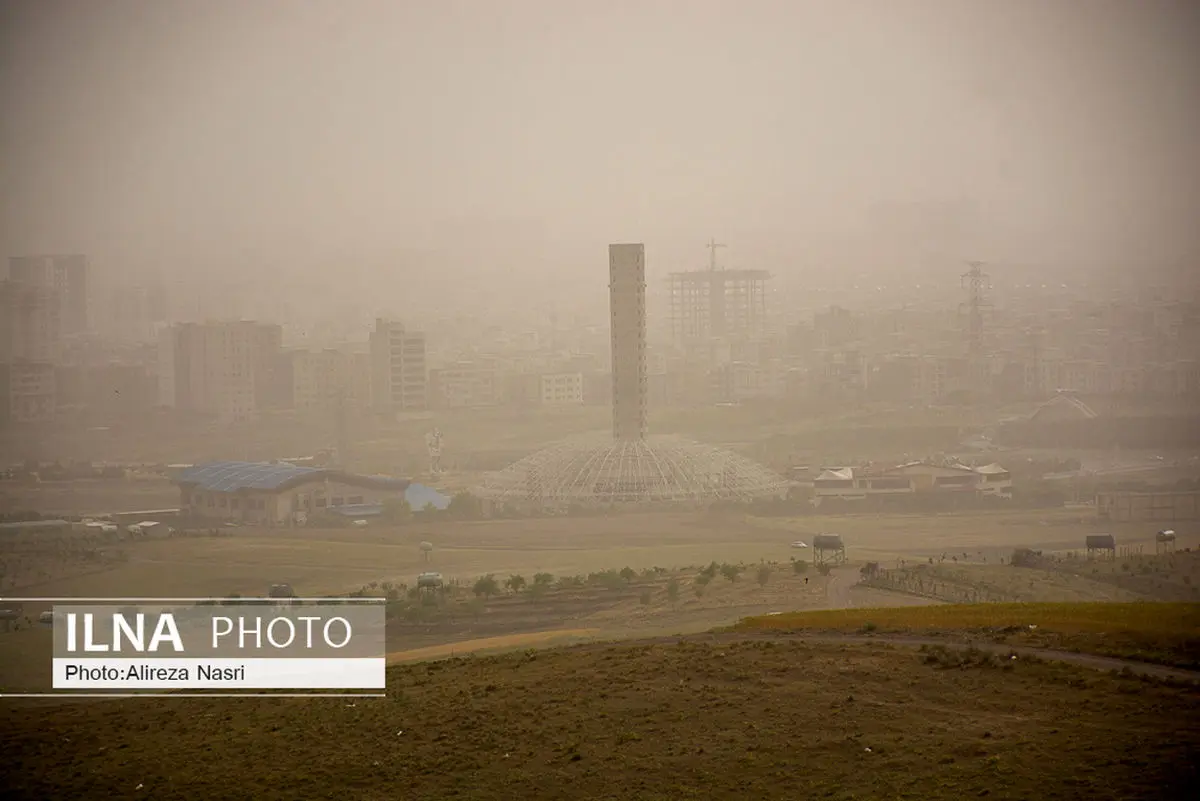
<box><xmin>173</xmin><ymin>460</ymin><xmax>410</xmax><ymax>526</ymax></box>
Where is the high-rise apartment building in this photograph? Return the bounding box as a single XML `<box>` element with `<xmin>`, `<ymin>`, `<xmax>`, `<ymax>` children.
<box><xmin>0</xmin><ymin>281</ymin><xmax>62</xmax><ymax>425</ymax></box>
<box><xmin>292</xmin><ymin>348</ymin><xmax>371</xmax><ymax>414</ymax></box>
<box><xmin>9</xmin><ymin>255</ymin><xmax>88</xmax><ymax>335</ymax></box>
<box><xmin>157</xmin><ymin>321</ymin><xmax>283</xmax><ymax>421</ymax></box>
<box><xmin>369</xmin><ymin>319</ymin><xmax>427</xmax><ymax>413</ymax></box>
<box><xmin>0</xmin><ymin>280</ymin><xmax>63</xmax><ymax>363</ymax></box>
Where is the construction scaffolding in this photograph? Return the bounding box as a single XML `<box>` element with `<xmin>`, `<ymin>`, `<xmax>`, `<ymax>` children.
<box><xmin>667</xmin><ymin>241</ymin><xmax>770</xmax><ymax>347</ymax></box>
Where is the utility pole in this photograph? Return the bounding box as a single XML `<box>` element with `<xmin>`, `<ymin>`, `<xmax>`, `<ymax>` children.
<box><xmin>960</xmin><ymin>261</ymin><xmax>993</xmax><ymax>398</ymax></box>
<box><xmin>961</xmin><ymin>261</ymin><xmax>991</xmax><ymax>359</ymax></box>
<box><xmin>706</xmin><ymin>238</ymin><xmax>726</xmax><ymax>272</ymax></box>
<box><xmin>334</xmin><ymin>387</ymin><xmax>350</xmax><ymax>470</ymax></box>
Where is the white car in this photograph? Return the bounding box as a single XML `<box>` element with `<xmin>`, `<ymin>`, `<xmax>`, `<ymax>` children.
<box><xmin>791</xmin><ymin>540</ymin><xmax>808</xmax><ymax>549</ymax></box>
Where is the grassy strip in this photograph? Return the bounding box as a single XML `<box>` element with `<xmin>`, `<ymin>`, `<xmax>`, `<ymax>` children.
<box><xmin>730</xmin><ymin>602</ymin><xmax>1200</xmax><ymax>670</ymax></box>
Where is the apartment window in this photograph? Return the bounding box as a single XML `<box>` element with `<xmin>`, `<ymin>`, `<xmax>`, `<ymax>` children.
<box><xmin>331</xmin><ymin>497</ymin><xmax>344</xmax><ymax>506</ymax></box>
<box><xmin>315</xmin><ymin>498</ymin><xmax>327</xmax><ymax>508</ymax></box>
<box><xmin>347</xmin><ymin>495</ymin><xmax>364</xmax><ymax>505</ymax></box>
<box><xmin>230</xmin><ymin>499</ymin><xmax>240</xmax><ymax>510</ymax></box>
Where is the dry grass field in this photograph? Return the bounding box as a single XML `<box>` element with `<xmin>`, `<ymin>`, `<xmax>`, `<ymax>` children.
<box><xmin>2</xmin><ymin>636</ymin><xmax>1197</xmax><ymax>800</ymax></box>
<box><xmin>733</xmin><ymin>602</ymin><xmax>1200</xmax><ymax>669</ymax></box>
<box><xmin>9</xmin><ymin>507</ymin><xmax>1193</xmax><ymax>602</ymax></box>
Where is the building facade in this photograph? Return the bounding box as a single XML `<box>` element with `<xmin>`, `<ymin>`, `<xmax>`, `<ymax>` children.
<box><xmin>291</xmin><ymin>348</ymin><xmax>371</xmax><ymax>414</ymax></box>
<box><xmin>812</xmin><ymin>461</ymin><xmax>1012</xmax><ymax>502</ymax></box>
<box><xmin>8</xmin><ymin>254</ymin><xmax>88</xmax><ymax>335</ymax></box>
<box><xmin>540</xmin><ymin>372</ymin><xmax>584</xmax><ymax>405</ymax></box>
<box><xmin>369</xmin><ymin>319</ymin><xmax>427</xmax><ymax>412</ymax></box>
<box><xmin>157</xmin><ymin>321</ymin><xmax>283</xmax><ymax>421</ymax></box>
<box><xmin>174</xmin><ymin>461</ymin><xmax>409</xmax><ymax>526</ymax></box>
<box><xmin>429</xmin><ymin>361</ymin><xmax>500</xmax><ymax>409</ymax></box>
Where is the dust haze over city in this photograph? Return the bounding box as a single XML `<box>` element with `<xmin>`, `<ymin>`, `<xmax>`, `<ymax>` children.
<box><xmin>2</xmin><ymin>2</ymin><xmax>1199</xmax><ymax>800</ymax></box>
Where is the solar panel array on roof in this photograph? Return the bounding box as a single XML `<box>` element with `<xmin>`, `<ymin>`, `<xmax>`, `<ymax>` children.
<box><xmin>176</xmin><ymin>461</ymin><xmax>323</xmax><ymax>492</ymax></box>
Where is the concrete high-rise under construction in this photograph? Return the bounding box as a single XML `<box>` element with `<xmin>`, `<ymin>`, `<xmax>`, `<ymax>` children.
<box><xmin>609</xmin><ymin>243</ymin><xmax>647</xmax><ymax>441</ymax></box>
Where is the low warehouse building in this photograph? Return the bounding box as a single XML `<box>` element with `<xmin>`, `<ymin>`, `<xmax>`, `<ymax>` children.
<box><xmin>174</xmin><ymin>461</ymin><xmax>410</xmax><ymax>526</ymax></box>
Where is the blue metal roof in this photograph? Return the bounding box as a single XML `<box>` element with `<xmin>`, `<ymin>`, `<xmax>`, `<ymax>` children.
<box><xmin>407</xmin><ymin>483</ymin><xmax>451</xmax><ymax>511</ymax></box>
<box><xmin>175</xmin><ymin>461</ymin><xmax>323</xmax><ymax>492</ymax></box>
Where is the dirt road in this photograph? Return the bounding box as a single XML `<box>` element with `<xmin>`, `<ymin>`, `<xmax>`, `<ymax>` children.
<box><xmin>821</xmin><ymin>565</ymin><xmax>942</xmax><ymax>610</ymax></box>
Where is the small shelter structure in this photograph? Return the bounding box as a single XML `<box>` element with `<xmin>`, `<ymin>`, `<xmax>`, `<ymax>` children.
<box><xmin>812</xmin><ymin>533</ymin><xmax>846</xmax><ymax>565</ymax></box>
<box><xmin>1085</xmin><ymin>534</ymin><xmax>1116</xmax><ymax>560</ymax></box>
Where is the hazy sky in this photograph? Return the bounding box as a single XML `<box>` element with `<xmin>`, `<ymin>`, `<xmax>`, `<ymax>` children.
<box><xmin>2</xmin><ymin>0</ymin><xmax>1197</xmax><ymax>297</ymax></box>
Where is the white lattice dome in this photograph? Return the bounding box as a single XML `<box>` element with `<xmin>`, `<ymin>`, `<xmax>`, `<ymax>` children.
<box><xmin>474</xmin><ymin>433</ymin><xmax>790</xmax><ymax>507</ymax></box>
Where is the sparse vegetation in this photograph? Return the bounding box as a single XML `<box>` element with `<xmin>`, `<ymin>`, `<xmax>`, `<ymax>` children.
<box><xmin>2</xmin><ymin>638</ymin><xmax>1195</xmax><ymax>800</ymax></box>
<box><xmin>734</xmin><ymin>602</ymin><xmax>1200</xmax><ymax>669</ymax></box>
<box><xmin>473</xmin><ymin>574</ymin><xmax>500</xmax><ymax>598</ymax></box>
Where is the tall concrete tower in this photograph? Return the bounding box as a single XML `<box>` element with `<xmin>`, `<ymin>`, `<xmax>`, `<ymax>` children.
<box><xmin>609</xmin><ymin>243</ymin><xmax>647</xmax><ymax>441</ymax></box>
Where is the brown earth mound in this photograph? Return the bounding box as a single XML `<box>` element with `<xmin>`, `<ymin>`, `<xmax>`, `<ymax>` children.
<box><xmin>3</xmin><ymin>638</ymin><xmax>1197</xmax><ymax>800</ymax></box>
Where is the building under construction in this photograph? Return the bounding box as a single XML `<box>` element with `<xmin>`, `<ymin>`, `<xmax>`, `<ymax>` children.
<box><xmin>667</xmin><ymin>240</ymin><xmax>770</xmax><ymax>347</ymax></box>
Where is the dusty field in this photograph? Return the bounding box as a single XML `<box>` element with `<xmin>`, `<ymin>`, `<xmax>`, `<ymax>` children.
<box><xmin>387</xmin><ymin>629</ymin><xmax>601</xmax><ymax>663</ymax></box>
<box><xmin>750</xmin><ymin>509</ymin><xmax>1200</xmax><ymax>562</ymax></box>
<box><xmin>0</xmin><ymin>477</ymin><xmax>179</xmax><ymax>515</ymax></box>
<box><xmin>2</xmin><ymin>637</ymin><xmax>1197</xmax><ymax>800</ymax></box>
<box><xmin>860</xmin><ymin>551</ymin><xmax>1200</xmax><ymax>605</ymax></box>
<box><xmin>12</xmin><ymin>507</ymin><xmax>1192</xmax><ymax>599</ymax></box>
<box><xmin>734</xmin><ymin>602</ymin><xmax>1200</xmax><ymax>669</ymax></box>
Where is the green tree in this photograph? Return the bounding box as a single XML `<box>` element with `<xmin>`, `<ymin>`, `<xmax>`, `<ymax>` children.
<box><xmin>533</xmin><ymin>572</ymin><xmax>554</xmax><ymax>587</ymax></box>
<box><xmin>447</xmin><ymin>491</ymin><xmax>482</xmax><ymax>519</ymax></box>
<box><xmin>720</xmin><ymin>563</ymin><xmax>741</xmax><ymax>582</ymax></box>
<box><xmin>619</xmin><ymin>566</ymin><xmax>637</xmax><ymax>583</ymax></box>
<box><xmin>381</xmin><ymin>497</ymin><xmax>412</xmax><ymax>524</ymax></box>
<box><xmin>756</xmin><ymin>564</ymin><xmax>771</xmax><ymax>588</ymax></box>
<box><xmin>473</xmin><ymin>574</ymin><xmax>500</xmax><ymax>598</ymax></box>
<box><xmin>505</xmin><ymin>574</ymin><xmax>527</xmax><ymax>594</ymax></box>
<box><xmin>792</xmin><ymin>558</ymin><xmax>808</xmax><ymax>574</ymax></box>
<box><xmin>666</xmin><ymin>577</ymin><xmax>680</xmax><ymax>605</ymax></box>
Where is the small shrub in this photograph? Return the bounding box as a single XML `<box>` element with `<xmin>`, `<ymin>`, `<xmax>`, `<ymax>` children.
<box><xmin>792</xmin><ymin>559</ymin><xmax>808</xmax><ymax>575</ymax></box>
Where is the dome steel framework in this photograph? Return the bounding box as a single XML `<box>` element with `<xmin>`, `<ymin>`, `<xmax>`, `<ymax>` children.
<box><xmin>474</xmin><ymin>433</ymin><xmax>790</xmax><ymax>508</ymax></box>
